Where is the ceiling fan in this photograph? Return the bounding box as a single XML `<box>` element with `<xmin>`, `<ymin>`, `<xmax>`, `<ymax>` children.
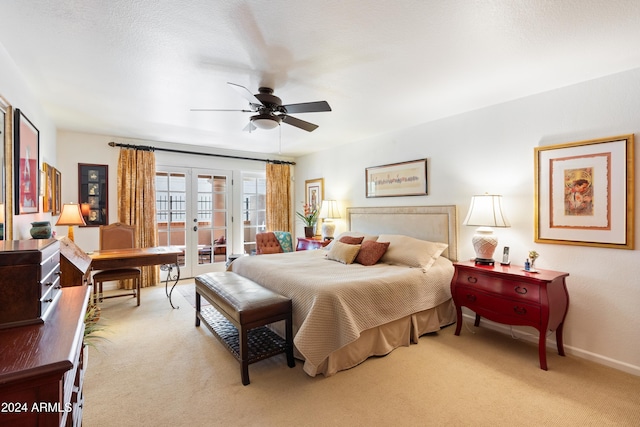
<box><xmin>191</xmin><ymin>82</ymin><xmax>331</xmax><ymax>132</ymax></box>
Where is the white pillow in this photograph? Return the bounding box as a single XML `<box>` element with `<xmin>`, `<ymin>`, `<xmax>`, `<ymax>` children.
<box><xmin>377</xmin><ymin>234</ymin><xmax>448</xmax><ymax>269</ymax></box>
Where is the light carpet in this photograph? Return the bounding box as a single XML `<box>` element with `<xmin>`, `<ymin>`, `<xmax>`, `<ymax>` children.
<box><xmin>83</xmin><ymin>282</ymin><xmax>640</xmax><ymax>426</ymax></box>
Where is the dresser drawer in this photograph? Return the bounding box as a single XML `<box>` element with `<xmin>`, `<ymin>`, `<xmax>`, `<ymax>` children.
<box><xmin>40</xmin><ymin>248</ymin><xmax>60</xmax><ymax>285</ymax></box>
<box><xmin>40</xmin><ymin>262</ymin><xmax>61</xmax><ymax>297</ymax></box>
<box><xmin>40</xmin><ymin>284</ymin><xmax>62</xmax><ymax>320</ymax></box>
<box><xmin>455</xmin><ymin>285</ymin><xmax>541</xmax><ymax>324</ymax></box>
<box><xmin>455</xmin><ymin>270</ymin><xmax>540</xmax><ymax>303</ymax></box>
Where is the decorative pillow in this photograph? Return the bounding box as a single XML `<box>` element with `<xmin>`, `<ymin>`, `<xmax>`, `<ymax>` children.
<box><xmin>324</xmin><ymin>232</ymin><xmax>378</xmax><ymax>250</ymax></box>
<box><xmin>355</xmin><ymin>240</ymin><xmax>390</xmax><ymax>266</ymax></box>
<box><xmin>340</xmin><ymin>235</ymin><xmax>365</xmax><ymax>245</ymax></box>
<box><xmin>326</xmin><ymin>240</ymin><xmax>361</xmax><ymax>264</ymax></box>
<box><xmin>377</xmin><ymin>234</ymin><xmax>448</xmax><ymax>269</ymax></box>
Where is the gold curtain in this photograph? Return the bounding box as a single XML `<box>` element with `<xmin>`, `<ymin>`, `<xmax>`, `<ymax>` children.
<box><xmin>117</xmin><ymin>148</ymin><xmax>159</xmax><ymax>288</ymax></box>
<box><xmin>266</xmin><ymin>163</ymin><xmax>291</xmax><ymax>232</ymax></box>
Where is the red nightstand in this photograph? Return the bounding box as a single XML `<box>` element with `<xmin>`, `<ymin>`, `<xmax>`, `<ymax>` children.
<box><xmin>451</xmin><ymin>261</ymin><xmax>570</xmax><ymax>370</ymax></box>
<box><xmin>296</xmin><ymin>237</ymin><xmax>330</xmax><ymax>251</ymax></box>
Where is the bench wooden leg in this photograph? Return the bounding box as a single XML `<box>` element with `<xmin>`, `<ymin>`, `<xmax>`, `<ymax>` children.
<box><xmin>240</xmin><ymin>326</ymin><xmax>250</xmax><ymax>385</ymax></box>
<box><xmin>286</xmin><ymin>312</ymin><xmax>295</xmax><ymax>368</ymax></box>
<box><xmin>195</xmin><ymin>292</ymin><xmax>201</xmax><ymax>327</ymax></box>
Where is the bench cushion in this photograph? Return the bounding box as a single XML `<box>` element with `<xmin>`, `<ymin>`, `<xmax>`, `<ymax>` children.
<box><xmin>195</xmin><ymin>272</ymin><xmax>291</xmax><ymax>325</ymax></box>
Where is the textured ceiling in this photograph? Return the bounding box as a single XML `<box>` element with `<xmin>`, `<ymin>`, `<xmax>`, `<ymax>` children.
<box><xmin>2</xmin><ymin>0</ymin><xmax>640</xmax><ymax>157</ymax></box>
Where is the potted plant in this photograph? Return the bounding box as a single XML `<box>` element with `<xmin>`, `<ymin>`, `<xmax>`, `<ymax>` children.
<box><xmin>296</xmin><ymin>203</ymin><xmax>319</xmax><ymax>238</ymax></box>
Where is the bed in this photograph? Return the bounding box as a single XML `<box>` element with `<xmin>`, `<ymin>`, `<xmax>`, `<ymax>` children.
<box><xmin>229</xmin><ymin>205</ymin><xmax>458</xmax><ymax>377</ymax></box>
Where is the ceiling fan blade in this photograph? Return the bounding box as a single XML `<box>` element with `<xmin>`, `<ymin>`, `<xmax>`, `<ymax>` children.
<box><xmin>243</xmin><ymin>121</ymin><xmax>257</xmax><ymax>132</ymax></box>
<box><xmin>281</xmin><ymin>115</ymin><xmax>319</xmax><ymax>132</ymax></box>
<box><xmin>282</xmin><ymin>100</ymin><xmax>331</xmax><ymax>114</ymax></box>
<box><xmin>228</xmin><ymin>82</ymin><xmax>262</xmax><ymax>105</ymax></box>
<box><xmin>190</xmin><ymin>108</ymin><xmax>253</xmax><ymax>112</ymax></box>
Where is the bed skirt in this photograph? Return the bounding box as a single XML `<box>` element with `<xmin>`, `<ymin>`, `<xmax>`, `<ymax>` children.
<box><xmin>272</xmin><ymin>298</ymin><xmax>456</xmax><ymax>377</ymax></box>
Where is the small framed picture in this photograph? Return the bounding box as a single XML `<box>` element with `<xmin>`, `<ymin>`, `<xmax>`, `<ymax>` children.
<box><xmin>88</xmin><ymin>169</ymin><xmax>99</xmax><ymax>182</ymax></box>
<box><xmin>88</xmin><ymin>195</ymin><xmax>99</xmax><ymax>208</ymax></box>
<box><xmin>88</xmin><ymin>209</ymin><xmax>100</xmax><ymax>222</ymax></box>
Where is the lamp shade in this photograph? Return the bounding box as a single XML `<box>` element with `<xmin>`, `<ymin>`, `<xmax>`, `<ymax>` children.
<box><xmin>319</xmin><ymin>200</ymin><xmax>341</xmax><ymax>220</ymax></box>
<box><xmin>463</xmin><ymin>194</ymin><xmax>510</xmax><ymax>228</ymax></box>
<box><xmin>463</xmin><ymin>194</ymin><xmax>509</xmax><ymax>265</ymax></box>
<box><xmin>319</xmin><ymin>200</ymin><xmax>340</xmax><ymax>240</ymax></box>
<box><xmin>56</xmin><ymin>203</ymin><xmax>87</xmax><ymax>226</ymax></box>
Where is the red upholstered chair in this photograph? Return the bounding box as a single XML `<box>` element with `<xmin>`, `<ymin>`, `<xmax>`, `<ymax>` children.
<box><xmin>92</xmin><ymin>223</ymin><xmax>142</xmax><ymax>306</ymax></box>
<box><xmin>256</xmin><ymin>232</ymin><xmax>283</xmax><ymax>254</ymax></box>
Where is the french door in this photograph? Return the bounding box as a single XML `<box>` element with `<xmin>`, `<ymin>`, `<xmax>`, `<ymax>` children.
<box><xmin>156</xmin><ymin>167</ymin><xmax>231</xmax><ymax>278</ymax></box>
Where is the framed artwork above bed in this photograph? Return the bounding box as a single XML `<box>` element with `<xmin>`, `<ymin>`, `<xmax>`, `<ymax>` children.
<box><xmin>365</xmin><ymin>159</ymin><xmax>428</xmax><ymax>198</ymax></box>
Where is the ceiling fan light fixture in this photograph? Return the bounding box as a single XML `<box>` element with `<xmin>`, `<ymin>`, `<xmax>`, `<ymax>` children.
<box><xmin>251</xmin><ymin>113</ymin><xmax>281</xmax><ymax>130</ymax></box>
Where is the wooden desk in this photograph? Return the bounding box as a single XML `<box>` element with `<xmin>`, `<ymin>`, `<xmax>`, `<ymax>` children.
<box><xmin>90</xmin><ymin>246</ymin><xmax>182</xmax><ymax>308</ymax></box>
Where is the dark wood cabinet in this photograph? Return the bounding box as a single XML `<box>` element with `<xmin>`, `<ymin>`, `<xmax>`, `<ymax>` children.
<box><xmin>0</xmin><ymin>285</ymin><xmax>90</xmax><ymax>426</ymax></box>
<box><xmin>0</xmin><ymin>239</ymin><xmax>61</xmax><ymax>328</ymax></box>
<box><xmin>451</xmin><ymin>261</ymin><xmax>570</xmax><ymax>370</ymax></box>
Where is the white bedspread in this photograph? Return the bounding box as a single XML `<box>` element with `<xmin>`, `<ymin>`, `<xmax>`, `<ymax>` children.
<box><xmin>229</xmin><ymin>250</ymin><xmax>454</xmax><ymax>376</ymax></box>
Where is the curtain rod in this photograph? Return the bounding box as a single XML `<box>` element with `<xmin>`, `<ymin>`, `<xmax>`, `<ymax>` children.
<box><xmin>108</xmin><ymin>142</ymin><xmax>296</xmax><ymax>165</ymax></box>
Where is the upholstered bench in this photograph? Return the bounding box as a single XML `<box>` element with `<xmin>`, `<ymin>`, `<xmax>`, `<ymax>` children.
<box><xmin>194</xmin><ymin>272</ymin><xmax>295</xmax><ymax>385</ymax></box>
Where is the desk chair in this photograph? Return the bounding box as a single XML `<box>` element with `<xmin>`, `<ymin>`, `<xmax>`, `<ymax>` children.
<box><xmin>92</xmin><ymin>223</ymin><xmax>142</xmax><ymax>306</ymax></box>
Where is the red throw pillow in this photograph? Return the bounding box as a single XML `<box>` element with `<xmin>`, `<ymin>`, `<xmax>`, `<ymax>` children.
<box><xmin>355</xmin><ymin>240</ymin><xmax>390</xmax><ymax>266</ymax></box>
<box><xmin>340</xmin><ymin>236</ymin><xmax>365</xmax><ymax>245</ymax></box>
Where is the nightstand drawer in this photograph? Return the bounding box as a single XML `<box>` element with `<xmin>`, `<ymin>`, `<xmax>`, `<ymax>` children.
<box><xmin>455</xmin><ymin>271</ymin><xmax>540</xmax><ymax>303</ymax></box>
<box><xmin>454</xmin><ymin>286</ymin><xmax>541</xmax><ymax>323</ymax></box>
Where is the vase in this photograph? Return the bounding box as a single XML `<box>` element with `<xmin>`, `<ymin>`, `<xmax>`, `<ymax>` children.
<box><xmin>304</xmin><ymin>226</ymin><xmax>316</xmax><ymax>238</ymax></box>
<box><xmin>30</xmin><ymin>221</ymin><xmax>52</xmax><ymax>239</ymax></box>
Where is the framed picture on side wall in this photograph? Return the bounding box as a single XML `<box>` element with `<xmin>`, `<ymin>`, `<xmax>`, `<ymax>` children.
<box><xmin>305</xmin><ymin>178</ymin><xmax>324</xmax><ymax>237</ymax></box>
<box><xmin>53</xmin><ymin>167</ymin><xmax>61</xmax><ymax>216</ymax></box>
<box><xmin>535</xmin><ymin>134</ymin><xmax>634</xmax><ymax>249</ymax></box>
<box><xmin>78</xmin><ymin>163</ymin><xmax>108</xmax><ymax>226</ymax></box>
<box><xmin>14</xmin><ymin>109</ymin><xmax>40</xmax><ymax>214</ymax></box>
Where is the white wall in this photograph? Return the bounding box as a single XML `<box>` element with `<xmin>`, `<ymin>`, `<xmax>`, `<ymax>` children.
<box><xmin>0</xmin><ymin>44</ymin><xmax>57</xmax><ymax>239</ymax></box>
<box><xmin>295</xmin><ymin>67</ymin><xmax>640</xmax><ymax>375</ymax></box>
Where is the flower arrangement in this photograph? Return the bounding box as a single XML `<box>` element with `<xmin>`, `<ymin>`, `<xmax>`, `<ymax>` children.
<box><xmin>528</xmin><ymin>250</ymin><xmax>539</xmax><ymax>269</ymax></box>
<box><xmin>296</xmin><ymin>203</ymin><xmax>319</xmax><ymax>227</ymax></box>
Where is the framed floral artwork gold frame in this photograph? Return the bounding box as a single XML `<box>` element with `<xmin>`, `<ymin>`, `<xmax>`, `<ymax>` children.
<box><xmin>534</xmin><ymin>134</ymin><xmax>634</xmax><ymax>249</ymax></box>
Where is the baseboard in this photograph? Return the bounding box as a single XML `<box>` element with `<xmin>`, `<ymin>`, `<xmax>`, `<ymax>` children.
<box><xmin>460</xmin><ymin>313</ymin><xmax>640</xmax><ymax>377</ymax></box>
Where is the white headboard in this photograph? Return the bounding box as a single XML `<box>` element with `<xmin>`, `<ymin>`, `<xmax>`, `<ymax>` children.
<box><xmin>347</xmin><ymin>205</ymin><xmax>458</xmax><ymax>261</ymax></box>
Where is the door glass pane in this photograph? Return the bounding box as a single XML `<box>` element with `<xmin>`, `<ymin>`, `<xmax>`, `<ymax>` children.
<box><xmin>197</xmin><ymin>174</ymin><xmax>227</xmax><ymax>265</ymax></box>
<box><xmin>156</xmin><ymin>172</ymin><xmax>187</xmax><ymax>267</ymax></box>
<box><xmin>242</xmin><ymin>175</ymin><xmax>266</xmax><ymax>254</ymax></box>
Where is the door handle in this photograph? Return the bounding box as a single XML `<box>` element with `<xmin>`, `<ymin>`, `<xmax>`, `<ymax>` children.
<box><xmin>193</xmin><ymin>226</ymin><xmax>198</xmax><ymax>231</ymax></box>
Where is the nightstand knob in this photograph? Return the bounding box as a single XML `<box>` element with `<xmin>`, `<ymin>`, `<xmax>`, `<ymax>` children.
<box><xmin>513</xmin><ymin>306</ymin><xmax>527</xmax><ymax>315</ymax></box>
<box><xmin>465</xmin><ymin>294</ymin><xmax>477</xmax><ymax>302</ymax></box>
<box><xmin>514</xmin><ymin>286</ymin><xmax>527</xmax><ymax>295</ymax></box>
<box><xmin>466</xmin><ymin>276</ymin><xmax>478</xmax><ymax>284</ymax></box>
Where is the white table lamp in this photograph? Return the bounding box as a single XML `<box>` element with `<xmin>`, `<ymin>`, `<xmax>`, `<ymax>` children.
<box><xmin>319</xmin><ymin>200</ymin><xmax>341</xmax><ymax>240</ymax></box>
<box><xmin>463</xmin><ymin>194</ymin><xmax>510</xmax><ymax>265</ymax></box>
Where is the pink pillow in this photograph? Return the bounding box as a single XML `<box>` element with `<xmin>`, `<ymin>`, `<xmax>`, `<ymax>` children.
<box><xmin>340</xmin><ymin>236</ymin><xmax>365</xmax><ymax>245</ymax></box>
<box><xmin>355</xmin><ymin>240</ymin><xmax>390</xmax><ymax>266</ymax></box>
